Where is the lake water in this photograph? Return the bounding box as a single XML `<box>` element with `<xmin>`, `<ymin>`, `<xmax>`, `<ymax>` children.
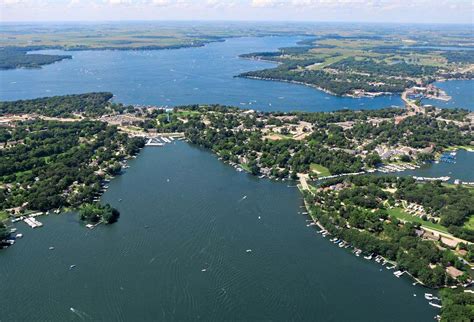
<box><xmin>385</xmin><ymin>149</ymin><xmax>474</xmax><ymax>183</ymax></box>
<box><xmin>423</xmin><ymin>80</ymin><xmax>474</xmax><ymax>110</ymax></box>
<box><xmin>0</xmin><ymin>143</ymin><xmax>437</xmax><ymax>321</ymax></box>
<box><xmin>0</xmin><ymin>34</ymin><xmax>471</xmax><ymax>321</ymax></box>
<box><xmin>0</xmin><ymin>36</ymin><xmax>403</xmax><ymax>112</ymax></box>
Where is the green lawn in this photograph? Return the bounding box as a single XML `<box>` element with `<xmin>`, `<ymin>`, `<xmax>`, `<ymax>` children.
<box><xmin>310</xmin><ymin>163</ymin><xmax>331</xmax><ymax>177</ymax></box>
<box><xmin>387</xmin><ymin>207</ymin><xmax>449</xmax><ymax>233</ymax></box>
<box><xmin>464</xmin><ymin>216</ymin><xmax>474</xmax><ymax>231</ymax></box>
<box><xmin>174</xmin><ymin>110</ymin><xmax>200</xmax><ymax>117</ymax></box>
<box><xmin>0</xmin><ymin>211</ymin><xmax>9</xmax><ymax>222</ymax></box>
<box><xmin>240</xmin><ymin>163</ymin><xmax>251</xmax><ymax>172</ymax></box>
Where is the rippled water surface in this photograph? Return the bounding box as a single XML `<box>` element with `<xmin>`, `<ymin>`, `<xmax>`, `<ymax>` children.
<box><xmin>423</xmin><ymin>80</ymin><xmax>474</xmax><ymax>110</ymax></box>
<box><xmin>0</xmin><ymin>143</ymin><xmax>438</xmax><ymax>320</ymax></box>
<box><xmin>0</xmin><ymin>36</ymin><xmax>404</xmax><ymax>112</ymax></box>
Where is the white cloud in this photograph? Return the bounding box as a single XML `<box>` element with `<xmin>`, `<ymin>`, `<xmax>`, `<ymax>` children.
<box><xmin>106</xmin><ymin>0</ymin><xmax>131</xmax><ymax>5</ymax></box>
<box><xmin>206</xmin><ymin>0</ymin><xmax>236</xmax><ymax>8</ymax></box>
<box><xmin>151</xmin><ymin>0</ymin><xmax>170</xmax><ymax>6</ymax></box>
<box><xmin>251</xmin><ymin>0</ymin><xmax>282</xmax><ymax>8</ymax></box>
<box><xmin>0</xmin><ymin>0</ymin><xmax>25</xmax><ymax>6</ymax></box>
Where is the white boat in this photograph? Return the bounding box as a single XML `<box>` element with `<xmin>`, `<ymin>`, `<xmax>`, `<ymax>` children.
<box><xmin>429</xmin><ymin>302</ymin><xmax>442</xmax><ymax>308</ymax></box>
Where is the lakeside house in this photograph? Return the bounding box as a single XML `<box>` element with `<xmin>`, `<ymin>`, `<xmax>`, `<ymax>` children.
<box><xmin>446</xmin><ymin>266</ymin><xmax>464</xmax><ymax>279</ymax></box>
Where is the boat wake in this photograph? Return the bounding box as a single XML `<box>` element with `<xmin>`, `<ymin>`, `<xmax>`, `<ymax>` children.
<box><xmin>70</xmin><ymin>307</ymin><xmax>91</xmax><ymax>320</ymax></box>
<box><xmin>238</xmin><ymin>195</ymin><xmax>247</xmax><ymax>202</ymax></box>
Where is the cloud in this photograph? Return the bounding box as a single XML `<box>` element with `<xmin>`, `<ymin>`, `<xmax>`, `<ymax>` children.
<box><xmin>106</xmin><ymin>0</ymin><xmax>131</xmax><ymax>5</ymax></box>
<box><xmin>251</xmin><ymin>0</ymin><xmax>282</xmax><ymax>8</ymax></box>
<box><xmin>151</xmin><ymin>0</ymin><xmax>171</xmax><ymax>6</ymax></box>
<box><xmin>206</xmin><ymin>0</ymin><xmax>236</xmax><ymax>8</ymax></box>
<box><xmin>0</xmin><ymin>0</ymin><xmax>25</xmax><ymax>6</ymax></box>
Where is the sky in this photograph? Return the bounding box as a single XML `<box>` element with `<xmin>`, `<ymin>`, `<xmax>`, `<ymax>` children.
<box><xmin>0</xmin><ymin>0</ymin><xmax>472</xmax><ymax>24</ymax></box>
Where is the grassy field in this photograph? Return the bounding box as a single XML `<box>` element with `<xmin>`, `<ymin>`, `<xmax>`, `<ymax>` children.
<box><xmin>310</xmin><ymin>163</ymin><xmax>331</xmax><ymax>177</ymax></box>
<box><xmin>174</xmin><ymin>110</ymin><xmax>200</xmax><ymax>117</ymax></box>
<box><xmin>0</xmin><ymin>210</ymin><xmax>9</xmax><ymax>222</ymax></box>
<box><xmin>464</xmin><ymin>216</ymin><xmax>474</xmax><ymax>230</ymax></box>
<box><xmin>387</xmin><ymin>207</ymin><xmax>449</xmax><ymax>233</ymax></box>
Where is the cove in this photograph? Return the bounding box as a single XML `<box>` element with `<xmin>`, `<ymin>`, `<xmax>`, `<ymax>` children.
<box><xmin>0</xmin><ymin>143</ymin><xmax>437</xmax><ymax>320</ymax></box>
<box><xmin>0</xmin><ymin>36</ymin><xmax>403</xmax><ymax>112</ymax></box>
<box><xmin>423</xmin><ymin>80</ymin><xmax>474</xmax><ymax>111</ymax></box>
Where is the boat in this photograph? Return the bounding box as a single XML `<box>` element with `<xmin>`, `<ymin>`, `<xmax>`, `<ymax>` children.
<box><xmin>49</xmin><ymin>246</ymin><xmax>55</xmax><ymax>250</ymax></box>
<box><xmin>429</xmin><ymin>302</ymin><xmax>442</xmax><ymax>308</ymax></box>
<box><xmin>69</xmin><ymin>265</ymin><xmax>76</xmax><ymax>270</ymax></box>
<box><xmin>15</xmin><ymin>233</ymin><xmax>23</xmax><ymax>239</ymax></box>
<box><xmin>246</xmin><ymin>249</ymin><xmax>252</xmax><ymax>253</ymax></box>
<box><xmin>425</xmin><ymin>293</ymin><xmax>433</xmax><ymax>300</ymax></box>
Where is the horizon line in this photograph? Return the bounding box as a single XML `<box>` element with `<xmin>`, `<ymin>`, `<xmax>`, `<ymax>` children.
<box><xmin>0</xmin><ymin>19</ymin><xmax>472</xmax><ymax>26</ymax></box>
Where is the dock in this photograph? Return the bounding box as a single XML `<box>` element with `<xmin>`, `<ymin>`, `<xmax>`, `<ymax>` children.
<box><xmin>23</xmin><ymin>217</ymin><xmax>43</xmax><ymax>228</ymax></box>
<box><xmin>145</xmin><ymin>135</ymin><xmax>181</xmax><ymax>147</ymax></box>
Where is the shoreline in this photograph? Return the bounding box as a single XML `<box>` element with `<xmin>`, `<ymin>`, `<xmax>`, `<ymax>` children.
<box><xmin>238</xmin><ymin>75</ymin><xmax>397</xmax><ymax>99</ymax></box>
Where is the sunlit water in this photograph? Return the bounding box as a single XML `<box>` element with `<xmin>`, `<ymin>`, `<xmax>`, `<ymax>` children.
<box><xmin>0</xmin><ymin>36</ymin><xmax>404</xmax><ymax>112</ymax></box>
<box><xmin>423</xmin><ymin>80</ymin><xmax>474</xmax><ymax>110</ymax></box>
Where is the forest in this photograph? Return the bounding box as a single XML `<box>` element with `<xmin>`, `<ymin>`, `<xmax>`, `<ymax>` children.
<box><xmin>0</xmin><ymin>47</ymin><xmax>71</xmax><ymax>70</ymax></box>
<box><xmin>0</xmin><ymin>92</ymin><xmax>127</xmax><ymax>117</ymax></box>
<box><xmin>0</xmin><ymin>120</ymin><xmax>144</xmax><ymax>213</ymax></box>
<box><xmin>239</xmin><ymin>65</ymin><xmax>411</xmax><ymax>96</ymax></box>
<box><xmin>304</xmin><ymin>175</ymin><xmax>473</xmax><ymax>288</ymax></box>
<box><xmin>79</xmin><ymin>203</ymin><xmax>120</xmax><ymax>224</ymax></box>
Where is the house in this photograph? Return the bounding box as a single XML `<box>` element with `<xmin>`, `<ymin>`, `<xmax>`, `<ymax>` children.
<box><xmin>446</xmin><ymin>266</ymin><xmax>464</xmax><ymax>279</ymax></box>
<box><xmin>441</xmin><ymin>237</ymin><xmax>459</xmax><ymax>248</ymax></box>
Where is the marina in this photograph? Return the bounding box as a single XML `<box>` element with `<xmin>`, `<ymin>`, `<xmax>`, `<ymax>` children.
<box><xmin>144</xmin><ymin>135</ymin><xmax>179</xmax><ymax>147</ymax></box>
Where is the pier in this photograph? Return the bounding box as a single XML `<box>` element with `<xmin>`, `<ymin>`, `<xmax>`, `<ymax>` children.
<box><xmin>413</xmin><ymin>176</ymin><xmax>450</xmax><ymax>182</ymax></box>
<box><xmin>145</xmin><ymin>134</ymin><xmax>182</xmax><ymax>147</ymax></box>
<box><xmin>23</xmin><ymin>217</ymin><xmax>43</xmax><ymax>228</ymax></box>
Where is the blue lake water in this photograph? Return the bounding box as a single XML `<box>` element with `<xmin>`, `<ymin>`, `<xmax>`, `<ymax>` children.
<box><xmin>0</xmin><ymin>143</ymin><xmax>438</xmax><ymax>321</ymax></box>
<box><xmin>0</xmin><ymin>34</ymin><xmax>471</xmax><ymax>321</ymax></box>
<box><xmin>423</xmin><ymin>80</ymin><xmax>474</xmax><ymax>110</ymax></box>
<box><xmin>0</xmin><ymin>36</ymin><xmax>403</xmax><ymax>112</ymax></box>
<box><xmin>379</xmin><ymin>149</ymin><xmax>474</xmax><ymax>182</ymax></box>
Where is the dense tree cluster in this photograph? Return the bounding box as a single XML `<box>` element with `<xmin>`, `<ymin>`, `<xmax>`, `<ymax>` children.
<box><xmin>155</xmin><ymin>105</ymin><xmax>472</xmax><ymax>177</ymax></box>
<box><xmin>305</xmin><ymin>175</ymin><xmax>471</xmax><ymax>288</ymax></box>
<box><xmin>396</xmin><ymin>180</ymin><xmax>474</xmax><ymax>241</ymax></box>
<box><xmin>0</xmin><ymin>47</ymin><xmax>71</xmax><ymax>70</ymax></box>
<box><xmin>0</xmin><ymin>120</ymin><xmax>144</xmax><ymax>213</ymax></box>
<box><xmin>79</xmin><ymin>203</ymin><xmax>120</xmax><ymax>224</ymax></box>
<box><xmin>439</xmin><ymin>288</ymin><xmax>474</xmax><ymax>321</ymax></box>
<box><xmin>173</xmin><ymin>109</ymin><xmax>364</xmax><ymax>177</ymax></box>
<box><xmin>350</xmin><ymin>116</ymin><xmax>473</xmax><ymax>149</ymax></box>
<box><xmin>0</xmin><ymin>92</ymin><xmax>129</xmax><ymax>117</ymax></box>
<box><xmin>329</xmin><ymin>57</ymin><xmax>438</xmax><ymax>78</ymax></box>
<box><xmin>239</xmin><ymin>65</ymin><xmax>411</xmax><ymax>96</ymax></box>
